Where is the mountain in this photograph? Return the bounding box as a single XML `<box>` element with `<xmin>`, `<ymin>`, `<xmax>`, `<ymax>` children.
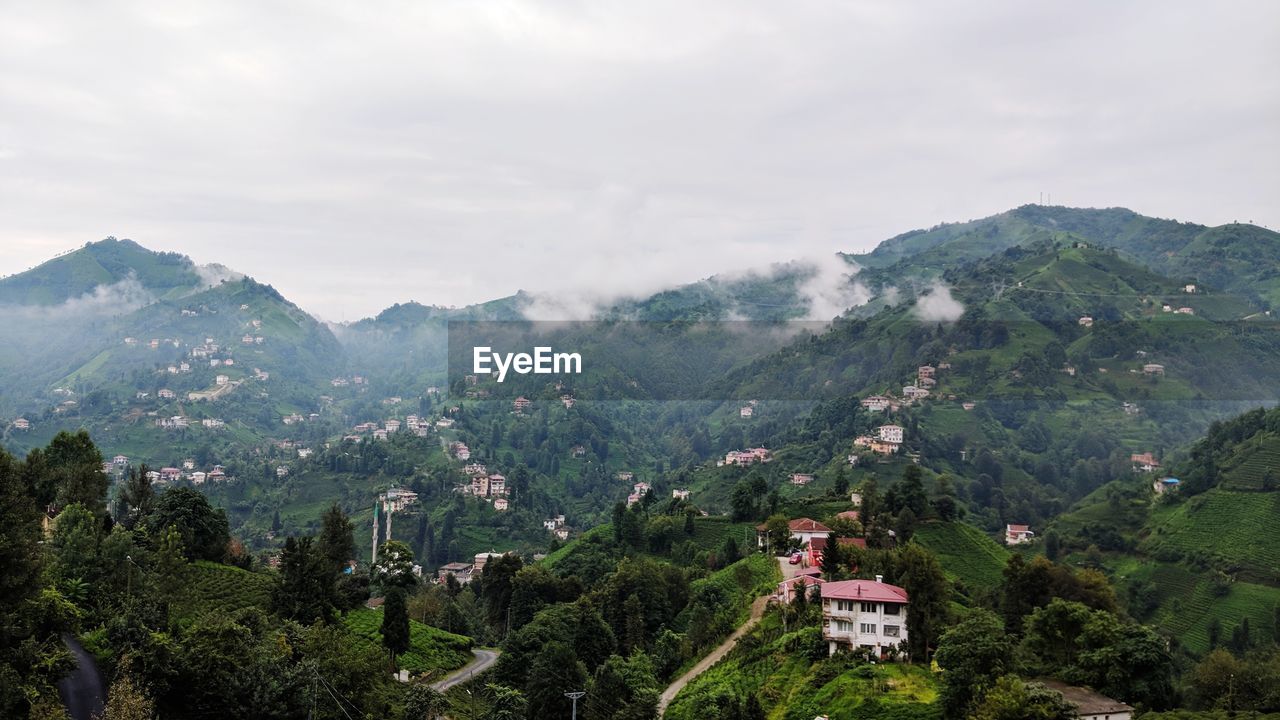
<box><xmin>0</xmin><ymin>237</ymin><xmax>218</xmax><ymax>306</ymax></box>
<box><xmin>853</xmin><ymin>205</ymin><xmax>1280</xmax><ymax>308</ymax></box>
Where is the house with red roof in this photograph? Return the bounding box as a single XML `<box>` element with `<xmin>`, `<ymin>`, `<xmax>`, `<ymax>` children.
<box><xmin>1005</xmin><ymin>524</ymin><xmax>1035</xmax><ymax>545</ymax></box>
<box><xmin>821</xmin><ymin>576</ymin><xmax>909</xmax><ymax>658</ymax></box>
<box><xmin>755</xmin><ymin>517</ymin><xmax>833</xmax><ymax>549</ymax></box>
<box><xmin>807</xmin><ymin>535</ymin><xmax>867</xmax><ymax>568</ymax></box>
<box><xmin>777</xmin><ymin>574</ymin><xmax>825</xmax><ymax>604</ymax></box>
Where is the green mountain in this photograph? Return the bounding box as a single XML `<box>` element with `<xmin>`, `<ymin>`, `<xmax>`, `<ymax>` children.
<box><xmin>0</xmin><ymin>237</ymin><xmax>212</xmax><ymax>306</ymax></box>
<box><xmin>853</xmin><ymin>205</ymin><xmax>1280</xmax><ymax>308</ymax></box>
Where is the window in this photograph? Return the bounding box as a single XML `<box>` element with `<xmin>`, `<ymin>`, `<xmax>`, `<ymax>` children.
<box><xmin>883</xmin><ymin>603</ymin><xmax>900</xmax><ymax>615</ymax></box>
<box><xmin>860</xmin><ymin>623</ymin><xmax>876</xmax><ymax>634</ymax></box>
<box><xmin>835</xmin><ymin>600</ymin><xmax>855</xmax><ymax>612</ymax></box>
<box><xmin>883</xmin><ymin>625</ymin><xmax>900</xmax><ymax>638</ymax></box>
<box><xmin>834</xmin><ymin>620</ymin><xmax>854</xmax><ymax>633</ymax></box>
<box><xmin>860</xmin><ymin>602</ymin><xmax>877</xmax><ymax>613</ymax></box>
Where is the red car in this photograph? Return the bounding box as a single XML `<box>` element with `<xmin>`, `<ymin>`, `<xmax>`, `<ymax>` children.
<box><xmin>788</xmin><ymin>552</ymin><xmax>803</xmax><ymax>565</ymax></box>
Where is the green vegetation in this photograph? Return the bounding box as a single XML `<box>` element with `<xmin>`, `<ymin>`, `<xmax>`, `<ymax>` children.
<box><xmin>171</xmin><ymin>560</ymin><xmax>275</xmax><ymax>620</ymax></box>
<box><xmin>343</xmin><ymin>608</ymin><xmax>472</xmax><ymax>675</ymax></box>
<box><xmin>912</xmin><ymin>521</ymin><xmax>1010</xmax><ymax>589</ymax></box>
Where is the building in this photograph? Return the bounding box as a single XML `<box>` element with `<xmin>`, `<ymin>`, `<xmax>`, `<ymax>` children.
<box><xmin>513</xmin><ymin>397</ymin><xmax>532</xmax><ymax>412</ymax></box>
<box><xmin>807</xmin><ymin>535</ymin><xmax>867</xmax><ymax>568</ymax></box>
<box><xmin>1183</xmin><ymin>284</ymin><xmax>1197</xmax><ymax>294</ymax></box>
<box><xmin>917</xmin><ymin>365</ymin><xmax>936</xmax><ymax>380</ymax></box>
<box><xmin>1005</xmin><ymin>524</ymin><xmax>1035</xmax><ymax>545</ymax></box>
<box><xmin>1130</xmin><ymin>452</ymin><xmax>1161</xmax><ymax>472</ymax></box>
<box><xmin>158</xmin><ymin>389</ymin><xmax>176</xmax><ymax>399</ymax></box>
<box><xmin>1078</xmin><ymin>316</ymin><xmax>1094</xmax><ymax>328</ymax></box>
<box><xmin>756</xmin><ymin>518</ymin><xmax>833</xmax><ymax>549</ymax></box>
<box><xmin>1153</xmin><ymin>476</ymin><xmax>1180</xmax><ymax>495</ymax></box>
<box><xmin>820</xmin><ymin>577</ymin><xmax>909</xmax><ymax>658</ymax></box>
<box><xmin>385</xmin><ymin>419</ymin><xmax>401</xmax><ymax>433</ymax></box>
<box><xmin>672</xmin><ymin>488</ymin><xmax>690</xmax><ymax>500</ymax></box>
<box><xmin>877</xmin><ymin>425</ymin><xmax>904</xmax><ymax>444</ymax></box>
<box><xmin>790</xmin><ymin>473</ymin><xmax>814</xmax><ymax>486</ymax></box>
<box><xmin>11</xmin><ymin>417</ymin><xmax>30</xmax><ymax>431</ymax></box>
<box><xmin>493</xmin><ymin>498</ymin><xmax>509</xmax><ymax>511</ymax></box>
<box><xmin>1142</xmin><ymin>363</ymin><xmax>1165</xmax><ymax>376</ymax></box>
<box><xmin>437</xmin><ymin>562</ymin><xmax>474</xmax><ymax>585</ymax></box>
<box><xmin>383</xmin><ymin>487</ymin><xmax>419</xmax><ymax>512</ymax></box>
<box><xmin>739</xmin><ymin>405</ymin><xmax>754</xmax><ymax>418</ymax></box>
<box><xmin>777</xmin><ymin>574</ymin><xmax>825</xmax><ymax>604</ymax></box>
<box><xmin>1175</xmin><ymin>307</ymin><xmax>1195</xmax><ymax>315</ymax></box>
<box><xmin>1040</xmin><ymin>680</ymin><xmax>1133</xmax><ymax>720</ymax></box>
<box><xmin>473</xmin><ymin>552</ymin><xmax>506</xmax><ymax>574</ymax></box>
<box><xmin>860</xmin><ymin>395</ymin><xmax>891</xmax><ymax>413</ymax></box>
<box><xmin>276</xmin><ymin>465</ymin><xmax>290</xmax><ymax>478</ymax></box>
<box><xmin>488</xmin><ymin>474</ymin><xmax>507</xmax><ymax>496</ymax></box>
<box><xmin>190</xmin><ymin>471</ymin><xmax>207</xmax><ymax>485</ymax></box>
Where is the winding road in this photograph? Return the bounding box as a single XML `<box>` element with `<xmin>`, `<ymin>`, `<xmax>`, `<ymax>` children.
<box><xmin>430</xmin><ymin>648</ymin><xmax>501</xmax><ymax>692</ymax></box>
<box><xmin>57</xmin><ymin>634</ymin><xmax>105</xmax><ymax>720</ymax></box>
<box><xmin>657</xmin><ymin>558</ymin><xmax>800</xmax><ymax>716</ymax></box>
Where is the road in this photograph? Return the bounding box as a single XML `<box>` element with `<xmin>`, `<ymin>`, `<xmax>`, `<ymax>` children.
<box><xmin>657</xmin><ymin>558</ymin><xmax>802</xmax><ymax>716</ymax></box>
<box><xmin>430</xmin><ymin>648</ymin><xmax>501</xmax><ymax>692</ymax></box>
<box><xmin>57</xmin><ymin>634</ymin><xmax>105</xmax><ymax>720</ymax></box>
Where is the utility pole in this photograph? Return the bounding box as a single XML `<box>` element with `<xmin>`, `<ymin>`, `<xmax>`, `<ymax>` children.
<box><xmin>564</xmin><ymin>690</ymin><xmax>586</xmax><ymax>720</ymax></box>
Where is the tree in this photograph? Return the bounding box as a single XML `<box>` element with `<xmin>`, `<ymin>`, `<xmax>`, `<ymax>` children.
<box><xmin>154</xmin><ymin>524</ymin><xmax>187</xmax><ymax>600</ymax></box>
<box><xmin>273</xmin><ymin>536</ymin><xmax>336</xmax><ymax>624</ymax></box>
<box><xmin>317</xmin><ymin>503</ymin><xmax>356</xmax><ymax>574</ymax></box>
<box><xmin>373</xmin><ymin>540</ymin><xmax>418</xmax><ymax>591</ymax></box>
<box><xmin>730</xmin><ymin>481</ymin><xmax>757</xmax><ymax>522</ymax></box>
<box><xmin>525</xmin><ymin>641</ymin><xmax>588</xmax><ymax>719</ymax></box>
<box><xmin>935</xmin><ymin>609</ymin><xmax>1013</xmax><ymax>719</ymax></box>
<box><xmin>381</xmin><ymin>587</ymin><xmax>411</xmax><ymax>665</ymax></box>
<box><xmin>834</xmin><ymin>466</ymin><xmax>850</xmax><ymax>496</ymax></box>
<box><xmin>145</xmin><ymin>487</ymin><xmax>229</xmax><ymax>562</ymax></box>
<box><xmin>486</xmin><ymin>683</ymin><xmax>528</xmax><ymax>720</ymax></box>
<box><xmin>402</xmin><ymin>684</ymin><xmax>445</xmax><ymax>719</ymax></box>
<box><xmin>623</xmin><ymin>594</ymin><xmax>646</xmax><ymax>654</ymax></box>
<box><xmin>42</xmin><ymin>430</ymin><xmax>110</xmax><ymax>516</ymax></box>
<box><xmin>477</xmin><ymin>553</ymin><xmax>523</xmax><ymax>631</ymax></box>
<box><xmin>585</xmin><ymin>654</ymin><xmax>659</xmax><ymax>720</ymax></box>
<box><xmin>898</xmin><ymin>465</ymin><xmax>928</xmax><ymax>517</ymax></box>
<box><xmin>763</xmin><ymin>514</ymin><xmax>791</xmax><ymax>555</ymax></box>
<box><xmin>970</xmin><ymin>676</ymin><xmax>1074</xmax><ymax>720</ymax></box>
<box><xmin>1044</xmin><ymin>530</ymin><xmax>1061</xmax><ymax>561</ymax></box>
<box><xmin>894</xmin><ymin>507</ymin><xmax>917</xmax><ymax>543</ymax></box>
<box><xmin>116</xmin><ymin>465</ymin><xmax>155</xmax><ymax>531</ymax></box>
<box><xmin>931</xmin><ymin>475</ymin><xmax>958</xmax><ymax>521</ymax></box>
<box><xmin>100</xmin><ymin>667</ymin><xmax>155</xmax><ymax>720</ymax></box>
<box><xmin>896</xmin><ymin>543</ymin><xmax>948</xmax><ymax>660</ymax></box>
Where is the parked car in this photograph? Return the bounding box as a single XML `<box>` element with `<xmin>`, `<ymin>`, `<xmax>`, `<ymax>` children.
<box><xmin>788</xmin><ymin>552</ymin><xmax>803</xmax><ymax>565</ymax></box>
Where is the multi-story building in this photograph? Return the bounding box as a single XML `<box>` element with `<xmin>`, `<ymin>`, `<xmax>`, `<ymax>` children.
<box><xmin>820</xmin><ymin>577</ymin><xmax>909</xmax><ymax>658</ymax></box>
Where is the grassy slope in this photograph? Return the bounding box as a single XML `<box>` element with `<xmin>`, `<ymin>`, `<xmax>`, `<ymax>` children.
<box><xmin>172</xmin><ymin>560</ymin><xmax>276</xmax><ymax>620</ymax></box>
<box><xmin>912</xmin><ymin>521</ymin><xmax>1010</xmax><ymax>590</ymax></box>
<box><xmin>343</xmin><ymin>608</ymin><xmax>473</xmax><ymax>675</ymax></box>
<box><xmin>1143</xmin><ymin>490</ymin><xmax>1280</xmax><ymax>584</ymax></box>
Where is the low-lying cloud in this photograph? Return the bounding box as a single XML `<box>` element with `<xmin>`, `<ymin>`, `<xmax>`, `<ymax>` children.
<box><xmin>912</xmin><ymin>282</ymin><xmax>965</xmax><ymax>322</ymax></box>
<box><xmin>2</xmin><ymin>276</ymin><xmax>155</xmax><ymax>322</ymax></box>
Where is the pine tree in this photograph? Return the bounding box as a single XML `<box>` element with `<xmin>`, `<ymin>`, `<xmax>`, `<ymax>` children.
<box><xmin>317</xmin><ymin>503</ymin><xmax>355</xmax><ymax>573</ymax></box>
<box><xmin>381</xmin><ymin>587</ymin><xmax>411</xmax><ymax>664</ymax></box>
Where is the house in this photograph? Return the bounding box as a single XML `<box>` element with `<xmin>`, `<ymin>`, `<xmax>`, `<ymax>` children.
<box><xmin>790</xmin><ymin>473</ymin><xmax>814</xmax><ymax>486</ymax></box>
<box><xmin>451</xmin><ymin>443</ymin><xmax>471</xmax><ymax>460</ymax></box>
<box><xmin>112</xmin><ymin>454</ymin><xmax>129</xmax><ymax>466</ymax></box>
<box><xmin>877</xmin><ymin>425</ymin><xmax>904</xmax><ymax>444</ymax></box>
<box><xmin>283</xmin><ymin>413</ymin><xmax>304</xmax><ymax>425</ymax></box>
<box><xmin>554</xmin><ymin>528</ymin><xmax>570</xmax><ymax>541</ymax></box>
<box><xmin>297</xmin><ymin>447</ymin><xmax>313</xmax><ymax>458</ymax></box>
<box><xmin>276</xmin><ymin>465</ymin><xmax>290</xmax><ymax>478</ymax></box>
<box><xmin>182</xmin><ymin>459</ymin><xmax>196</xmax><ymax>470</ymax></box>
<box><xmin>158</xmin><ymin>389</ymin><xmax>176</xmax><ymax>399</ymax></box>
<box><xmin>672</xmin><ymin>489</ymin><xmax>690</xmax><ymax>500</ymax></box>
<box><xmin>383</xmin><ymin>488</ymin><xmax>419</xmax><ymax>512</ymax></box>
<box><xmin>1153</xmin><ymin>476</ymin><xmax>1180</xmax><ymax>495</ymax></box>
<box><xmin>1005</xmin><ymin>524</ymin><xmax>1035</xmax><ymax>545</ymax></box>
<box><xmin>1162</xmin><ymin>304</ymin><xmax>1173</xmax><ymax>312</ymax></box>
<box><xmin>902</xmin><ymin>385</ymin><xmax>930</xmax><ymax>401</ymax></box>
<box><xmin>207</xmin><ymin>468</ymin><xmax>226</xmax><ymax>481</ymax></box>
<box><xmin>215</xmin><ymin>374</ymin><xmax>230</xmax><ymax>385</ymax></box>
<box><xmin>777</xmin><ymin>574</ymin><xmax>825</xmax><ymax>604</ymax></box>
<box><xmin>807</xmin><ymin>536</ymin><xmax>867</xmax><ymax>567</ymax></box>
<box><xmin>471</xmin><ymin>475</ymin><xmax>490</xmax><ymax>497</ymax></box>
<box><xmin>437</xmin><ymin>562</ymin><xmax>474</xmax><ymax>585</ymax></box>
<box><xmin>513</xmin><ymin>397</ymin><xmax>532</xmax><ymax>412</ymax></box>
<box><xmin>571</xmin><ymin>445</ymin><xmax>587</xmax><ymax>457</ymax></box>
<box><xmin>561</xmin><ymin>395</ymin><xmax>575</xmax><ymax>408</ymax></box>
<box><xmin>159</xmin><ymin>467</ymin><xmax>182</xmax><ymax>483</ymax></box>
<box><xmin>1183</xmin><ymin>284</ymin><xmax>1197</xmax><ymax>294</ymax></box>
<box><xmin>961</xmin><ymin>401</ymin><xmax>976</xmax><ymax>411</ymax></box>
<box><xmin>202</xmin><ymin>418</ymin><xmax>224</xmax><ymax>428</ymax></box>
<box><xmin>917</xmin><ymin>365</ymin><xmax>936</xmax><ymax>380</ymax></box>
<box><xmin>488</xmin><ymin>474</ymin><xmax>507</xmax><ymax>496</ymax></box>
<box><xmin>723</xmin><ymin>447</ymin><xmax>774</xmax><ymax>466</ymax></box>
<box><xmin>836</xmin><ymin>510</ymin><xmax>860</xmax><ymax>523</ymax></box>
<box><xmin>384</xmin><ymin>419</ymin><xmax>401</xmax><ymax>433</ymax></box>
<box><xmin>860</xmin><ymin>395</ymin><xmax>891</xmax><ymax>413</ymax></box>
<box><xmin>756</xmin><ymin>518</ymin><xmax>833</xmax><ymax>549</ymax></box>
<box><xmin>1176</xmin><ymin>307</ymin><xmax>1195</xmax><ymax>315</ymax></box>
<box><xmin>464</xmin><ymin>463</ymin><xmax>488</xmax><ymax>476</ymax></box>
<box><xmin>1040</xmin><ymin>680</ymin><xmax>1133</xmax><ymax>720</ymax></box>
<box><xmin>190</xmin><ymin>471</ymin><xmax>207</xmax><ymax>485</ymax></box>
<box><xmin>820</xmin><ymin>577</ymin><xmax>909</xmax><ymax>658</ymax></box>
<box><xmin>493</xmin><ymin>498</ymin><xmax>509</xmax><ymax>511</ymax></box>
<box><xmin>1142</xmin><ymin>363</ymin><xmax>1165</xmax><ymax>376</ymax></box>
<box><xmin>740</xmin><ymin>406</ymin><xmax>754</xmax><ymax>418</ymax></box>
<box><xmin>372</xmin><ymin>429</ymin><xmax>388</xmax><ymax>441</ymax></box>
<box><xmin>1078</xmin><ymin>316</ymin><xmax>1094</xmax><ymax>328</ymax></box>
<box><xmin>473</xmin><ymin>552</ymin><xmax>506</xmax><ymax>574</ymax></box>
<box><xmin>1130</xmin><ymin>452</ymin><xmax>1161</xmax><ymax>472</ymax></box>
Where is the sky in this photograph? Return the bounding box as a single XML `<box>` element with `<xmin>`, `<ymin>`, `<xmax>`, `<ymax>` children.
<box><xmin>1</xmin><ymin>1</ymin><xmax>1277</xmax><ymax>321</ymax></box>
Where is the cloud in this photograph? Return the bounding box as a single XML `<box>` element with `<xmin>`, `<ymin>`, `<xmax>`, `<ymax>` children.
<box><xmin>194</xmin><ymin>262</ymin><xmax>244</xmax><ymax>288</ymax></box>
<box><xmin>913</xmin><ymin>282</ymin><xmax>965</xmax><ymax>322</ymax></box>
<box><xmin>2</xmin><ymin>276</ymin><xmax>154</xmax><ymax>321</ymax></box>
<box><xmin>794</xmin><ymin>255</ymin><xmax>870</xmax><ymax>321</ymax></box>
<box><xmin>0</xmin><ymin>2</ymin><xmax>1276</xmax><ymax>319</ymax></box>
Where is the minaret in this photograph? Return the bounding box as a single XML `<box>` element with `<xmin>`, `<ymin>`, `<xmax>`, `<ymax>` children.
<box><xmin>371</xmin><ymin>498</ymin><xmax>381</xmax><ymax>564</ymax></box>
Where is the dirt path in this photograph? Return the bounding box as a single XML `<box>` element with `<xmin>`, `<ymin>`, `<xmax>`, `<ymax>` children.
<box><xmin>658</xmin><ymin>558</ymin><xmax>800</xmax><ymax>716</ymax></box>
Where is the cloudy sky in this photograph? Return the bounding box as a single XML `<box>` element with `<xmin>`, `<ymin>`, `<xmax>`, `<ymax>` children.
<box><xmin>1</xmin><ymin>1</ymin><xmax>1277</xmax><ymax>320</ymax></box>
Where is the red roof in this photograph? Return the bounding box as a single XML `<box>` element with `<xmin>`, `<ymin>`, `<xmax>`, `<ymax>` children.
<box><xmin>779</xmin><ymin>575</ymin><xmax>825</xmax><ymax>589</ymax></box>
<box><xmin>821</xmin><ymin>579</ymin><xmax>909</xmax><ymax>603</ymax></box>
<box><xmin>837</xmin><ymin>510</ymin><xmax>860</xmax><ymax>522</ymax></box>
<box><xmin>756</xmin><ymin>517</ymin><xmax>833</xmax><ymax>533</ymax></box>
<box><xmin>809</xmin><ymin>536</ymin><xmax>867</xmax><ymax>556</ymax></box>
<box><xmin>1007</xmin><ymin>524</ymin><xmax>1030</xmax><ymax>533</ymax></box>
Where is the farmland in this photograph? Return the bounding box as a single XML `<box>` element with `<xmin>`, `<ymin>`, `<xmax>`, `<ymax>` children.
<box><xmin>912</xmin><ymin>521</ymin><xmax>1011</xmax><ymax>590</ymax></box>
<box><xmin>172</xmin><ymin>560</ymin><xmax>276</xmax><ymax>620</ymax></box>
<box><xmin>343</xmin><ymin>607</ymin><xmax>473</xmax><ymax>676</ymax></box>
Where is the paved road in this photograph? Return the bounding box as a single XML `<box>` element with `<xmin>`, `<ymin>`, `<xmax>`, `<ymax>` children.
<box><xmin>657</xmin><ymin>558</ymin><xmax>802</xmax><ymax>716</ymax></box>
<box><xmin>430</xmin><ymin>648</ymin><xmax>501</xmax><ymax>692</ymax></box>
<box><xmin>57</xmin><ymin>634</ymin><xmax>105</xmax><ymax>720</ymax></box>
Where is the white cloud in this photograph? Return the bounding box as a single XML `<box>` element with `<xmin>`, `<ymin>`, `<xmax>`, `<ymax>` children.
<box><xmin>913</xmin><ymin>282</ymin><xmax>965</xmax><ymax>323</ymax></box>
<box><xmin>0</xmin><ymin>1</ymin><xmax>1276</xmax><ymax>319</ymax></box>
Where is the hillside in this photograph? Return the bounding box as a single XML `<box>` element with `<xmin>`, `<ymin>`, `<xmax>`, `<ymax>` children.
<box><xmin>0</xmin><ymin>237</ymin><xmax>210</xmax><ymax>306</ymax></box>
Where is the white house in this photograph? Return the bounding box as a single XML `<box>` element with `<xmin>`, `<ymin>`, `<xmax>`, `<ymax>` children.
<box><xmin>739</xmin><ymin>405</ymin><xmax>754</xmax><ymax>418</ymax></box>
<box><xmin>672</xmin><ymin>488</ymin><xmax>690</xmax><ymax>500</ymax></box>
<box><xmin>820</xmin><ymin>577</ymin><xmax>909</xmax><ymax>658</ymax></box>
<box><xmin>1153</xmin><ymin>477</ymin><xmax>1181</xmax><ymax>495</ymax></box>
<box><xmin>860</xmin><ymin>395</ymin><xmax>891</xmax><ymax>413</ymax></box>
<box><xmin>1041</xmin><ymin>681</ymin><xmax>1133</xmax><ymax>720</ymax></box>
<box><xmin>1005</xmin><ymin>524</ymin><xmax>1035</xmax><ymax>545</ymax></box>
<box><xmin>877</xmin><ymin>425</ymin><xmax>904</xmax><ymax>445</ymax></box>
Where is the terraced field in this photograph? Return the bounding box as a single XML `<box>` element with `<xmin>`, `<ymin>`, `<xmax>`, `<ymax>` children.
<box><xmin>1143</xmin><ymin>489</ymin><xmax>1280</xmax><ymax>583</ymax></box>
<box><xmin>343</xmin><ymin>608</ymin><xmax>472</xmax><ymax>675</ymax></box>
<box><xmin>1221</xmin><ymin>436</ymin><xmax>1280</xmax><ymax>490</ymax></box>
<box><xmin>913</xmin><ymin>521</ymin><xmax>1010</xmax><ymax>590</ymax></box>
<box><xmin>173</xmin><ymin>561</ymin><xmax>276</xmax><ymax>620</ymax></box>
